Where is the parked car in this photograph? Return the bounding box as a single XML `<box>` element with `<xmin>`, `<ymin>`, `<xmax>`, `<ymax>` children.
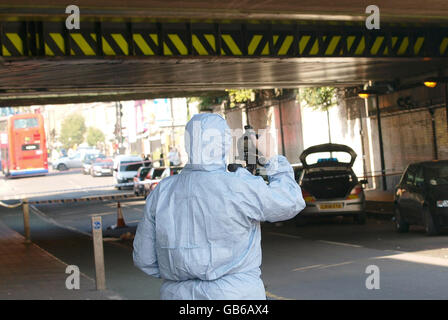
<box><xmin>113</xmin><ymin>155</ymin><xmax>144</xmax><ymax>189</ymax></box>
<box><xmin>142</xmin><ymin>166</ymin><xmax>183</xmax><ymax>198</ymax></box>
<box><xmin>54</xmin><ymin>148</ymin><xmax>101</xmax><ymax>171</ymax></box>
<box><xmin>394</xmin><ymin>160</ymin><xmax>448</xmax><ymax>235</ymax></box>
<box><xmin>297</xmin><ymin>143</ymin><xmax>367</xmax><ymax>225</ymax></box>
<box><xmin>133</xmin><ymin>166</ymin><xmax>152</xmax><ymax>196</ymax></box>
<box><xmin>82</xmin><ymin>153</ymin><xmax>105</xmax><ymax>174</ymax></box>
<box><xmin>53</xmin><ymin>152</ymin><xmax>83</xmax><ymax>171</ymax></box>
<box><xmin>90</xmin><ymin>158</ymin><xmax>114</xmax><ymax>177</ymax></box>
<box><xmin>292</xmin><ymin>163</ymin><xmax>303</xmax><ymax>182</ymax></box>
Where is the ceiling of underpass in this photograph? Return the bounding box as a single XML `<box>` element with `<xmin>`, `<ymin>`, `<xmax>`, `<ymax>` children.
<box><xmin>0</xmin><ymin>0</ymin><xmax>447</xmax><ymax>106</ymax></box>
<box><xmin>1</xmin><ymin>57</ymin><xmax>448</xmax><ymax>106</ymax></box>
<box><xmin>2</xmin><ymin>0</ymin><xmax>448</xmax><ymax>23</ymax></box>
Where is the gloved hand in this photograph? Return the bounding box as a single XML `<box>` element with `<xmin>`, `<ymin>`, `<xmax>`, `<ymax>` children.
<box><xmin>251</xmin><ymin>129</ymin><xmax>278</xmax><ymax>163</ymax></box>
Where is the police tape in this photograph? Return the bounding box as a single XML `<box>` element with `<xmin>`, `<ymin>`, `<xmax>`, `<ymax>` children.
<box><xmin>0</xmin><ymin>200</ymin><xmax>23</xmax><ymax>208</ymax></box>
<box><xmin>25</xmin><ymin>193</ymin><xmax>139</xmax><ymax>205</ymax></box>
<box><xmin>0</xmin><ymin>182</ymin><xmax>137</xmax><ymax>201</ymax></box>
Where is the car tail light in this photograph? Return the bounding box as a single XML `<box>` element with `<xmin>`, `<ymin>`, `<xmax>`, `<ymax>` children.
<box><xmin>347</xmin><ymin>185</ymin><xmax>363</xmax><ymax>200</ymax></box>
<box><xmin>436</xmin><ymin>200</ymin><xmax>448</xmax><ymax>208</ymax></box>
<box><xmin>150</xmin><ymin>182</ymin><xmax>158</xmax><ymax>191</ymax></box>
<box><xmin>302</xmin><ymin>189</ymin><xmax>315</xmax><ymax>203</ymax></box>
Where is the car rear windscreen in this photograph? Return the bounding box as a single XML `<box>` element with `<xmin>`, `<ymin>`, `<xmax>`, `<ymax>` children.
<box><xmin>139</xmin><ymin>167</ymin><xmax>151</xmax><ymax>178</ymax></box>
<box><xmin>424</xmin><ymin>163</ymin><xmax>448</xmax><ymax>186</ymax></box>
<box><xmin>304</xmin><ymin>151</ymin><xmax>352</xmax><ymax>166</ymax></box>
<box><xmin>120</xmin><ymin>161</ymin><xmax>142</xmax><ymax>171</ymax></box>
<box><xmin>152</xmin><ymin>168</ymin><xmax>165</xmax><ymax>179</ymax></box>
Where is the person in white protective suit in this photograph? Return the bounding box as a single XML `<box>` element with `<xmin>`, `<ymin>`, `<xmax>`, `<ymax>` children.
<box><xmin>133</xmin><ymin>113</ymin><xmax>305</xmax><ymax>300</ymax></box>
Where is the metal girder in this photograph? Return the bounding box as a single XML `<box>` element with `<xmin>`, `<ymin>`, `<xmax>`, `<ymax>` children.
<box><xmin>1</xmin><ymin>20</ymin><xmax>448</xmax><ymax>58</ymax></box>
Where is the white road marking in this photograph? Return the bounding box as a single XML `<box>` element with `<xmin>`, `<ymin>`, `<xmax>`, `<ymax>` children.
<box><xmin>318</xmin><ymin>240</ymin><xmax>363</xmax><ymax>248</ymax></box>
<box><xmin>317</xmin><ymin>261</ymin><xmax>354</xmax><ymax>269</ymax></box>
<box><xmin>292</xmin><ymin>261</ymin><xmax>354</xmax><ymax>272</ymax></box>
<box><xmin>292</xmin><ymin>264</ymin><xmax>324</xmax><ymax>272</ymax></box>
<box><xmin>267</xmin><ymin>232</ymin><xmax>302</xmax><ymax>239</ymax></box>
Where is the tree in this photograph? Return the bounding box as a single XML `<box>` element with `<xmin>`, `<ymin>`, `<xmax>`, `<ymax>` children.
<box><xmin>86</xmin><ymin>127</ymin><xmax>105</xmax><ymax>147</ymax></box>
<box><xmin>226</xmin><ymin>89</ymin><xmax>255</xmax><ymax>108</ymax></box>
<box><xmin>187</xmin><ymin>93</ymin><xmax>228</xmax><ymax>112</ymax></box>
<box><xmin>59</xmin><ymin>113</ymin><xmax>86</xmax><ymax>149</ymax></box>
<box><xmin>300</xmin><ymin>87</ymin><xmax>338</xmax><ymax>144</ymax></box>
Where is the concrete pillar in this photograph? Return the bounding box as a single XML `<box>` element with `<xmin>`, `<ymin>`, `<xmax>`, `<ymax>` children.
<box><xmin>274</xmin><ymin>99</ymin><xmax>304</xmax><ymax>164</ymax></box>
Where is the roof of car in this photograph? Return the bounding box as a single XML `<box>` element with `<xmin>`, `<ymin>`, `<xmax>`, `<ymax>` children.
<box><xmin>410</xmin><ymin>160</ymin><xmax>448</xmax><ymax>167</ymax></box>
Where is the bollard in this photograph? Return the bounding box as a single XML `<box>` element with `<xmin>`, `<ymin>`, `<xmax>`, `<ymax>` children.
<box><xmin>91</xmin><ymin>216</ymin><xmax>106</xmax><ymax>290</ymax></box>
<box><xmin>22</xmin><ymin>199</ymin><xmax>31</xmax><ymax>243</ymax></box>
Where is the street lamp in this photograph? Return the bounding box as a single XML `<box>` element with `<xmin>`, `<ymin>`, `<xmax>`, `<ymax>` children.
<box><xmin>423</xmin><ymin>77</ymin><xmax>448</xmax><ymax>139</ymax></box>
<box><xmin>423</xmin><ymin>81</ymin><xmax>438</xmax><ymax>88</ymax></box>
<box><xmin>358</xmin><ymin>88</ymin><xmax>387</xmax><ymax>191</ymax></box>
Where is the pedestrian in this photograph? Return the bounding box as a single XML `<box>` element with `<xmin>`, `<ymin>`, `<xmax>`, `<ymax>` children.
<box><xmin>141</xmin><ymin>153</ymin><xmax>151</xmax><ymax>167</ymax></box>
<box><xmin>145</xmin><ymin>154</ymin><xmax>152</xmax><ymax>167</ymax></box>
<box><xmin>158</xmin><ymin>152</ymin><xmax>164</xmax><ymax>167</ymax></box>
<box><xmin>168</xmin><ymin>147</ymin><xmax>181</xmax><ymax>166</ymax></box>
<box><xmin>133</xmin><ymin>113</ymin><xmax>305</xmax><ymax>300</ymax></box>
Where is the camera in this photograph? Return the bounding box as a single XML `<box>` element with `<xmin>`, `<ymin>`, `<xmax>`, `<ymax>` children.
<box><xmin>228</xmin><ymin>125</ymin><xmax>266</xmax><ymax>175</ymax></box>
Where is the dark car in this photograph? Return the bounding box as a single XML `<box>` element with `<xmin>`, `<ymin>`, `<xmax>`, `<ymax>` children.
<box><xmin>394</xmin><ymin>160</ymin><xmax>448</xmax><ymax>235</ymax></box>
<box><xmin>297</xmin><ymin>143</ymin><xmax>367</xmax><ymax>225</ymax></box>
<box><xmin>133</xmin><ymin>166</ymin><xmax>152</xmax><ymax>196</ymax></box>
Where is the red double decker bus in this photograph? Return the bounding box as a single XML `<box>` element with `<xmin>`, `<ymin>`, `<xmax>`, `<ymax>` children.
<box><xmin>0</xmin><ymin>113</ymin><xmax>48</xmax><ymax>177</ymax></box>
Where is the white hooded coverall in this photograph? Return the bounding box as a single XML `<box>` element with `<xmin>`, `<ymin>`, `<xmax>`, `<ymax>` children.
<box><xmin>133</xmin><ymin>113</ymin><xmax>305</xmax><ymax>299</ymax></box>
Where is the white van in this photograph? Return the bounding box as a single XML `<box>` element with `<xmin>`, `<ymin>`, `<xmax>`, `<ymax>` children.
<box><xmin>113</xmin><ymin>155</ymin><xmax>143</xmax><ymax>189</ymax></box>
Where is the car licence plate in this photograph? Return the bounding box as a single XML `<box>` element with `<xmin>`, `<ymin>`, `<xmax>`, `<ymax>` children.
<box><xmin>319</xmin><ymin>203</ymin><xmax>343</xmax><ymax>210</ymax></box>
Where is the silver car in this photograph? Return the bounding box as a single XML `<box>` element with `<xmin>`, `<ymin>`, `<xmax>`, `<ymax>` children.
<box><xmin>53</xmin><ymin>153</ymin><xmax>83</xmax><ymax>171</ymax></box>
<box><xmin>297</xmin><ymin>143</ymin><xmax>367</xmax><ymax>225</ymax></box>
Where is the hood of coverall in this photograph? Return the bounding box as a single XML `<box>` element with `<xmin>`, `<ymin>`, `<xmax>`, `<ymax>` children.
<box><xmin>184</xmin><ymin>113</ymin><xmax>231</xmax><ymax>171</ymax></box>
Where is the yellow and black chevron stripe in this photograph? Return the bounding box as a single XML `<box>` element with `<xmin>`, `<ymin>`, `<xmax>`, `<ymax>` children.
<box><xmin>1</xmin><ymin>22</ymin><xmax>448</xmax><ymax>58</ymax></box>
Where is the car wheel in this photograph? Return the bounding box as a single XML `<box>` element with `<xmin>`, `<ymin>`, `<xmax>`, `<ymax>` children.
<box><xmin>354</xmin><ymin>212</ymin><xmax>367</xmax><ymax>225</ymax></box>
<box><xmin>394</xmin><ymin>206</ymin><xmax>409</xmax><ymax>233</ymax></box>
<box><xmin>57</xmin><ymin>163</ymin><xmax>68</xmax><ymax>171</ymax></box>
<box><xmin>423</xmin><ymin>207</ymin><xmax>440</xmax><ymax>236</ymax></box>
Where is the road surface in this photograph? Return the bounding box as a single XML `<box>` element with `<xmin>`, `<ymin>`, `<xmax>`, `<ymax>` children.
<box><xmin>1</xmin><ymin>172</ymin><xmax>448</xmax><ymax>299</ymax></box>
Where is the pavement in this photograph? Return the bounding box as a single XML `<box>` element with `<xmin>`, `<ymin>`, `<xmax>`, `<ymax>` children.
<box><xmin>0</xmin><ymin>204</ymin><xmax>162</xmax><ymax>300</ymax></box>
<box><xmin>0</xmin><ymin>219</ymin><xmax>122</xmax><ymax>300</ymax></box>
<box><xmin>5</xmin><ymin>169</ymin><xmax>434</xmax><ymax>300</ymax></box>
